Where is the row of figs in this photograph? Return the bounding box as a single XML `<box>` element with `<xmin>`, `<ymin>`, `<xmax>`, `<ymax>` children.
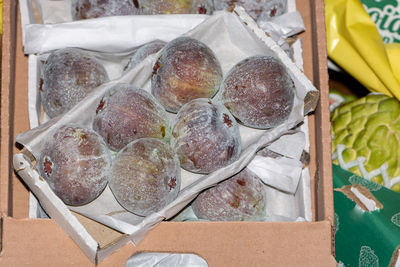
<box><xmin>71</xmin><ymin>0</ymin><xmax>286</xmax><ymax>21</ymax></box>
<box><xmin>38</xmin><ymin>125</ymin><xmax>181</xmax><ymax>216</ymax></box>
<box><xmin>41</xmin><ymin>37</ymin><xmax>295</xmax><ymax>128</ymax></box>
<box><xmin>37</xmin><ymin>123</ymin><xmax>265</xmax><ymax>221</ymax></box>
<box><xmin>38</xmin><ymin>36</ymin><xmax>296</xmax><ymax>220</ymax></box>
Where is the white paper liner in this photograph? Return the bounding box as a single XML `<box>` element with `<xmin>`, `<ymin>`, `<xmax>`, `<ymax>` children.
<box><xmin>246</xmin><ymin>131</ymin><xmax>305</xmax><ymax>195</ymax></box>
<box><xmin>295</xmin><ymin>117</ymin><xmax>312</xmax><ymax>221</ymax></box>
<box><xmin>125</xmin><ymin>252</ymin><xmax>208</xmax><ymax>267</ymax></box>
<box><xmin>259</xmin><ymin>11</ymin><xmax>305</xmax><ymax>52</ymax></box>
<box><xmin>19</xmin><ymin>0</ymin><xmax>304</xmax><ymax>56</ymax></box>
<box><xmin>15</xmin><ymin>3</ymin><xmax>317</xmax><ymax>251</ymax></box>
<box><xmin>23</xmin><ymin>14</ymin><xmax>209</xmax><ymax>54</ymax></box>
<box><xmin>248</xmin><ymin>155</ymin><xmax>303</xmax><ymax>194</ymax></box>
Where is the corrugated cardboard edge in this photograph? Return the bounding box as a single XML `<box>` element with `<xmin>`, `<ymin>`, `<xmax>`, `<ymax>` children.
<box><xmin>311</xmin><ymin>0</ymin><xmax>332</xmax><ymax>221</ymax></box>
<box><xmin>306</xmin><ymin>0</ymin><xmax>333</xmax><ymax>223</ymax></box>
<box><xmin>0</xmin><ymin>0</ymin><xmax>15</xmax><ymax>253</ymax></box>
<box><xmin>296</xmin><ymin>0</ymin><xmax>334</xmax><ymax>256</ymax></box>
<box><xmin>0</xmin><ymin>0</ymin><xmax>17</xmax><ymax>217</ymax></box>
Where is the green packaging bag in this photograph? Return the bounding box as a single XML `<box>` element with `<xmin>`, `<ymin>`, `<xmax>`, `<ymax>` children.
<box><xmin>333</xmin><ymin>164</ymin><xmax>400</xmax><ymax>266</ymax></box>
<box><xmin>362</xmin><ymin>0</ymin><xmax>400</xmax><ymax>43</ymax></box>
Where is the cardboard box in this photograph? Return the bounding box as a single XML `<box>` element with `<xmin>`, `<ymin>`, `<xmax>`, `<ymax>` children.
<box><xmin>0</xmin><ymin>0</ymin><xmax>336</xmax><ymax>266</ymax></box>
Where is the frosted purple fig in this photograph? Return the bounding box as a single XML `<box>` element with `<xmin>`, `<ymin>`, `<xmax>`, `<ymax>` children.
<box><xmin>192</xmin><ymin>168</ymin><xmax>266</xmax><ymax>221</ymax></box>
<box><xmin>221</xmin><ymin>55</ymin><xmax>295</xmax><ymax>129</ymax></box>
<box><xmin>37</xmin><ymin>125</ymin><xmax>111</xmax><ymax>206</ymax></box>
<box><xmin>139</xmin><ymin>0</ymin><xmax>213</xmax><ymax>14</ymax></box>
<box><xmin>72</xmin><ymin>0</ymin><xmax>141</xmax><ymax>20</ymax></box>
<box><xmin>124</xmin><ymin>40</ymin><xmax>167</xmax><ymax>72</ymax></box>
<box><xmin>171</xmin><ymin>98</ymin><xmax>241</xmax><ymax>174</ymax></box>
<box><xmin>92</xmin><ymin>83</ymin><xmax>171</xmax><ymax>152</ymax></box>
<box><xmin>152</xmin><ymin>37</ymin><xmax>223</xmax><ymax>113</ymax></box>
<box><xmin>41</xmin><ymin>47</ymin><xmax>108</xmax><ymax>118</ymax></box>
<box><xmin>109</xmin><ymin>138</ymin><xmax>181</xmax><ymax>216</ymax></box>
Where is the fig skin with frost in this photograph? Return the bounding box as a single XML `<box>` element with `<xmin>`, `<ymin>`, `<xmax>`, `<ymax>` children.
<box><xmin>124</xmin><ymin>40</ymin><xmax>167</xmax><ymax>73</ymax></box>
<box><xmin>152</xmin><ymin>37</ymin><xmax>223</xmax><ymax>113</ymax></box>
<box><xmin>139</xmin><ymin>0</ymin><xmax>213</xmax><ymax>14</ymax></box>
<box><xmin>171</xmin><ymin>98</ymin><xmax>241</xmax><ymax>174</ymax></box>
<box><xmin>221</xmin><ymin>55</ymin><xmax>295</xmax><ymax>129</ymax></box>
<box><xmin>37</xmin><ymin>125</ymin><xmax>111</xmax><ymax>206</ymax></box>
<box><xmin>41</xmin><ymin>47</ymin><xmax>108</xmax><ymax>118</ymax></box>
<box><xmin>109</xmin><ymin>138</ymin><xmax>181</xmax><ymax>216</ymax></box>
<box><xmin>72</xmin><ymin>0</ymin><xmax>141</xmax><ymax>20</ymax></box>
<box><xmin>192</xmin><ymin>168</ymin><xmax>266</xmax><ymax>221</ymax></box>
<box><xmin>93</xmin><ymin>83</ymin><xmax>171</xmax><ymax>152</ymax></box>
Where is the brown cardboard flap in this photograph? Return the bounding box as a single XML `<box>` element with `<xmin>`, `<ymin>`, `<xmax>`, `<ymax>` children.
<box><xmin>72</xmin><ymin>212</ymin><xmax>127</xmax><ymax>250</ymax></box>
<box><xmin>0</xmin><ymin>215</ymin><xmax>93</xmax><ymax>266</ymax></box>
<box><xmin>304</xmin><ymin>90</ymin><xmax>320</xmax><ymax>114</ymax></box>
<box><xmin>0</xmin><ymin>216</ymin><xmax>337</xmax><ymax>267</ymax></box>
<box><xmin>0</xmin><ymin>0</ymin><xmax>17</xmax><ymax>216</ymax></box>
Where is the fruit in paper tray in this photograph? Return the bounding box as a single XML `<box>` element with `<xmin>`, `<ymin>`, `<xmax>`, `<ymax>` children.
<box><xmin>37</xmin><ymin>125</ymin><xmax>111</xmax><ymax>206</ymax></box>
<box><xmin>109</xmin><ymin>138</ymin><xmax>181</xmax><ymax>216</ymax></box>
<box><xmin>72</xmin><ymin>0</ymin><xmax>141</xmax><ymax>20</ymax></box>
<box><xmin>124</xmin><ymin>40</ymin><xmax>167</xmax><ymax>73</ymax></box>
<box><xmin>221</xmin><ymin>55</ymin><xmax>295</xmax><ymax>129</ymax></box>
<box><xmin>151</xmin><ymin>36</ymin><xmax>223</xmax><ymax>113</ymax></box>
<box><xmin>41</xmin><ymin>47</ymin><xmax>109</xmax><ymax>118</ymax></box>
<box><xmin>171</xmin><ymin>98</ymin><xmax>241</xmax><ymax>174</ymax></box>
<box><xmin>93</xmin><ymin>83</ymin><xmax>171</xmax><ymax>152</ymax></box>
<box><xmin>331</xmin><ymin>94</ymin><xmax>400</xmax><ymax>193</ymax></box>
<box><xmin>139</xmin><ymin>0</ymin><xmax>214</xmax><ymax>14</ymax></box>
<box><xmin>192</xmin><ymin>168</ymin><xmax>266</xmax><ymax>221</ymax></box>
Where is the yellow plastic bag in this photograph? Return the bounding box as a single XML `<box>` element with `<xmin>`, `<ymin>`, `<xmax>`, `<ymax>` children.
<box><xmin>325</xmin><ymin>0</ymin><xmax>400</xmax><ymax>99</ymax></box>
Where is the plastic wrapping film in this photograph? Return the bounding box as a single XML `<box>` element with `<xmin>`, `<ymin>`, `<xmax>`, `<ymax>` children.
<box><xmin>125</xmin><ymin>252</ymin><xmax>208</xmax><ymax>267</ymax></box>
